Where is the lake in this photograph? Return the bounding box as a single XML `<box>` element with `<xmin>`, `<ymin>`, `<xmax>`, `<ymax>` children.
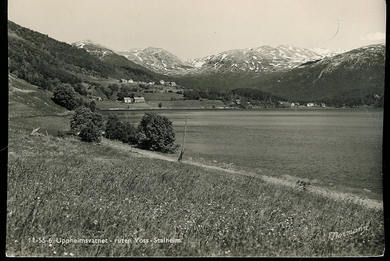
<box><xmin>106</xmin><ymin>109</ymin><xmax>383</xmax><ymax>199</ymax></box>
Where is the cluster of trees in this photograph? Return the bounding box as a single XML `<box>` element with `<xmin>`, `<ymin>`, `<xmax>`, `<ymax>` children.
<box><xmin>322</xmin><ymin>93</ymin><xmax>384</xmax><ymax>108</ymax></box>
<box><xmin>183</xmin><ymin>90</ymin><xmax>226</xmax><ymax>101</ymax></box>
<box><xmin>183</xmin><ymin>88</ymin><xmax>285</xmax><ymax>107</ymax></box>
<box><xmin>116</xmin><ymin>86</ymin><xmax>137</xmax><ymax>101</ymax></box>
<box><xmin>105</xmin><ymin>115</ymin><xmax>137</xmax><ymax>144</ymax></box>
<box><xmin>70</xmin><ymin>108</ymin><xmax>177</xmax><ymax>153</ymax></box>
<box><xmin>70</xmin><ymin>106</ymin><xmax>104</xmax><ymax>142</ymax></box>
<box><xmin>136</xmin><ymin>113</ymin><xmax>178</xmax><ymax>153</ymax></box>
<box><xmin>52</xmin><ymin>84</ymin><xmax>83</xmax><ymax>110</ymax></box>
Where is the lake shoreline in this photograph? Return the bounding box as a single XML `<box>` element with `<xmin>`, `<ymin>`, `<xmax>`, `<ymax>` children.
<box><xmin>98</xmin><ymin>106</ymin><xmax>383</xmax><ymax>112</ymax></box>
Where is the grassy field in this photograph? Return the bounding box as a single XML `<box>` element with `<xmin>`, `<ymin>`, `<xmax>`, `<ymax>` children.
<box><xmin>7</xmin><ymin>76</ymin><xmax>385</xmax><ymax>256</ymax></box>
<box><xmin>96</xmin><ymin>98</ymin><xmax>225</xmax><ymax>110</ymax></box>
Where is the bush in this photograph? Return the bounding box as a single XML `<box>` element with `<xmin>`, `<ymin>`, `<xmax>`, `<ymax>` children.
<box><xmin>52</xmin><ymin>84</ymin><xmax>81</xmax><ymax>110</ymax></box>
<box><xmin>136</xmin><ymin>113</ymin><xmax>178</xmax><ymax>153</ymax></box>
<box><xmin>70</xmin><ymin>106</ymin><xmax>104</xmax><ymax>133</ymax></box>
<box><xmin>79</xmin><ymin>122</ymin><xmax>101</xmax><ymax>143</ymax></box>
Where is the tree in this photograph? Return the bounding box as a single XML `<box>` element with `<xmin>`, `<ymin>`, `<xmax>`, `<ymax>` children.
<box><xmin>121</xmin><ymin>121</ymin><xmax>138</xmax><ymax>144</ymax></box>
<box><xmin>105</xmin><ymin>116</ymin><xmax>138</xmax><ymax>144</ymax></box>
<box><xmin>136</xmin><ymin>112</ymin><xmax>178</xmax><ymax>153</ymax></box>
<box><xmin>79</xmin><ymin>121</ymin><xmax>101</xmax><ymax>143</ymax></box>
<box><xmin>158</xmin><ymin>102</ymin><xmax>163</xmax><ymax>108</ymax></box>
<box><xmin>70</xmin><ymin>106</ymin><xmax>104</xmax><ymax>133</ymax></box>
<box><xmin>74</xmin><ymin>83</ymin><xmax>88</xmax><ymax>96</ymax></box>
<box><xmin>105</xmin><ymin>115</ymin><xmax>125</xmax><ymax>140</ymax></box>
<box><xmin>108</xmin><ymin>84</ymin><xmax>119</xmax><ymax>93</ymax></box>
<box><xmin>183</xmin><ymin>90</ymin><xmax>200</xmax><ymax>100</ymax></box>
<box><xmin>91</xmin><ymin>112</ymin><xmax>104</xmax><ymax>131</ymax></box>
<box><xmin>116</xmin><ymin>86</ymin><xmax>134</xmax><ymax>101</ymax></box>
<box><xmin>52</xmin><ymin>84</ymin><xmax>81</xmax><ymax>110</ymax></box>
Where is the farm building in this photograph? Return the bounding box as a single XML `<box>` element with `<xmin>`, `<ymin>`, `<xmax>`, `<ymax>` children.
<box><xmin>306</xmin><ymin>103</ymin><xmax>316</xmax><ymax>107</ymax></box>
<box><xmin>133</xmin><ymin>96</ymin><xmax>145</xmax><ymax>103</ymax></box>
<box><xmin>124</xmin><ymin>97</ymin><xmax>132</xmax><ymax>103</ymax></box>
<box><xmin>120</xmin><ymin>79</ymin><xmax>134</xmax><ymax>83</ymax></box>
<box><xmin>90</xmin><ymin>95</ymin><xmax>102</xmax><ymax>101</ymax></box>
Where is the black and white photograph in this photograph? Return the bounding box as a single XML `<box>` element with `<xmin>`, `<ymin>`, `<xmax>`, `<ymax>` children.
<box><xmin>6</xmin><ymin>0</ymin><xmax>386</xmax><ymax>257</ymax></box>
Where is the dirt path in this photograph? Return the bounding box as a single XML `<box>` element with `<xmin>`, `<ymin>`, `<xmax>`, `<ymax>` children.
<box><xmin>101</xmin><ymin>139</ymin><xmax>383</xmax><ymax>210</ymax></box>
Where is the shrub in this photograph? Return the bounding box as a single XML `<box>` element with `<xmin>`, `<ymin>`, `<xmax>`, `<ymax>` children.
<box><xmin>52</xmin><ymin>84</ymin><xmax>81</xmax><ymax>110</ymax></box>
<box><xmin>136</xmin><ymin>112</ymin><xmax>178</xmax><ymax>153</ymax></box>
<box><xmin>79</xmin><ymin>121</ymin><xmax>101</xmax><ymax>143</ymax></box>
<box><xmin>70</xmin><ymin>106</ymin><xmax>104</xmax><ymax>133</ymax></box>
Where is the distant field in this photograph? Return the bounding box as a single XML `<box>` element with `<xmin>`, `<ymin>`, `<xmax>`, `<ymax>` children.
<box><xmin>142</xmin><ymin>92</ymin><xmax>184</xmax><ymax>101</ymax></box>
<box><xmin>96</xmin><ymin>100</ymin><xmax>153</xmax><ymax>110</ymax></box>
<box><xmin>96</xmin><ymin>98</ymin><xmax>225</xmax><ymax>110</ymax></box>
<box><xmin>147</xmin><ymin>99</ymin><xmax>225</xmax><ymax>109</ymax></box>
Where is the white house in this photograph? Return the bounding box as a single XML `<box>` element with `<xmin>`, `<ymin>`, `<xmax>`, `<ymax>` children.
<box><xmin>159</xmin><ymin>80</ymin><xmax>165</xmax><ymax>85</ymax></box>
<box><xmin>306</xmin><ymin>103</ymin><xmax>315</xmax><ymax>107</ymax></box>
<box><xmin>124</xmin><ymin>97</ymin><xmax>132</xmax><ymax>103</ymax></box>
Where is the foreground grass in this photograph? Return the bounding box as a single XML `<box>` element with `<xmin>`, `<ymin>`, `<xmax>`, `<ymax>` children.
<box><xmin>7</xmin><ymin>128</ymin><xmax>384</xmax><ymax>256</ymax></box>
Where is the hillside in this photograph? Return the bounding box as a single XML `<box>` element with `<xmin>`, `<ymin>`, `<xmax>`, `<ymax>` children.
<box><xmin>251</xmin><ymin>44</ymin><xmax>385</xmax><ymax>105</ymax></box>
<box><xmin>175</xmin><ymin>44</ymin><xmax>385</xmax><ymax>106</ymax></box>
<box><xmin>72</xmin><ymin>41</ymin><xmax>166</xmax><ymax>81</ymax></box>
<box><xmin>8</xmin><ymin>21</ymin><xmax>160</xmax><ymax>93</ymax></box>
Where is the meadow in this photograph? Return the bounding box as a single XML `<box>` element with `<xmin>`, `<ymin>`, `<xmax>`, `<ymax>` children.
<box><xmin>7</xmin><ymin>127</ymin><xmax>385</xmax><ymax>256</ymax></box>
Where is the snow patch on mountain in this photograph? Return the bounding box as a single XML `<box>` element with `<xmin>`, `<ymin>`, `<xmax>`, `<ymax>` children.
<box><xmin>118</xmin><ymin>47</ymin><xmax>193</xmax><ymax>75</ymax></box>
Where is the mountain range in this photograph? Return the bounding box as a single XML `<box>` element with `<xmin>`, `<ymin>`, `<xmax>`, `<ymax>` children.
<box><xmin>8</xmin><ymin>20</ymin><xmax>385</xmax><ymax>106</ymax></box>
<box><xmin>75</xmin><ymin>40</ymin><xmax>328</xmax><ymax>75</ymax></box>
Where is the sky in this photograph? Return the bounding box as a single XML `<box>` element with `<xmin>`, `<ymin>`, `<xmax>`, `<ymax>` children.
<box><xmin>8</xmin><ymin>0</ymin><xmax>386</xmax><ymax>60</ymax></box>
